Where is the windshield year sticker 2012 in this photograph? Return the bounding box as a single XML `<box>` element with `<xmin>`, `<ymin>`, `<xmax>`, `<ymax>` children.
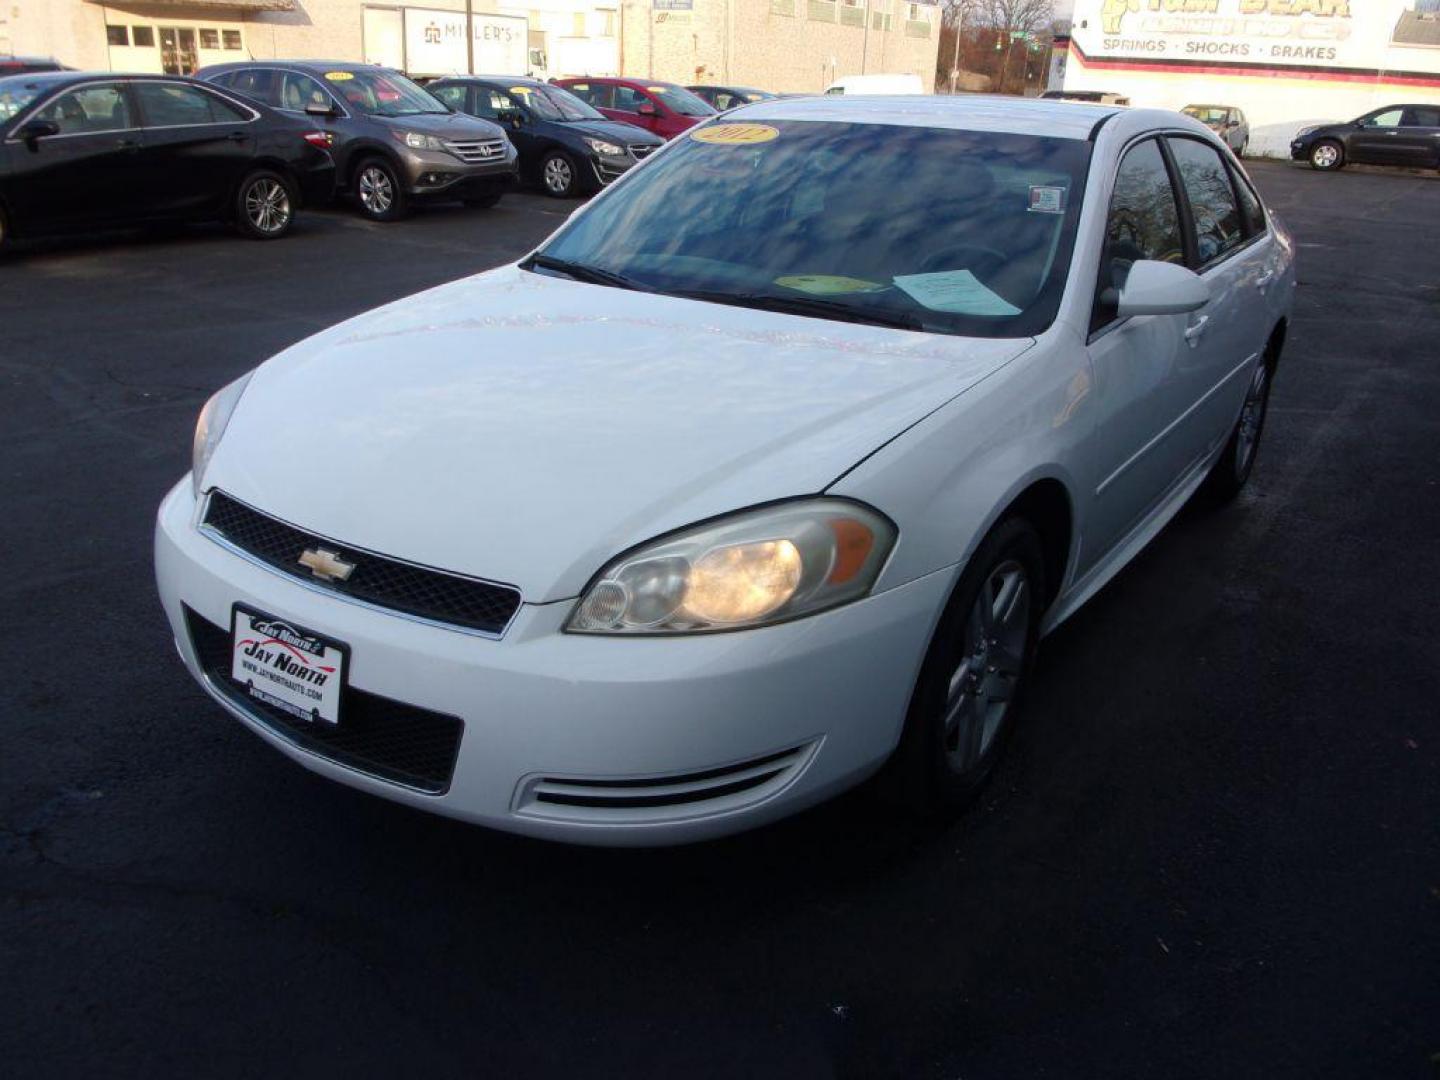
<box><xmin>1028</xmin><ymin>186</ymin><xmax>1067</xmax><ymax>214</ymax></box>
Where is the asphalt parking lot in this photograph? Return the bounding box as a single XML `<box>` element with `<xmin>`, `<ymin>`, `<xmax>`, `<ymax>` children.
<box><xmin>3</xmin><ymin>163</ymin><xmax>1438</xmax><ymax>1078</ymax></box>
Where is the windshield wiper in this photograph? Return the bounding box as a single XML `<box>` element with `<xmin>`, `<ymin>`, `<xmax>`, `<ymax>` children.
<box><xmin>672</xmin><ymin>289</ymin><xmax>926</xmax><ymax>332</ymax></box>
<box><xmin>524</xmin><ymin>254</ymin><xmax>655</xmax><ymax>293</ymax></box>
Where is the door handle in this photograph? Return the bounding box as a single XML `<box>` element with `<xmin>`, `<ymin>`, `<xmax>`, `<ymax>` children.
<box><xmin>116</xmin><ymin>138</ymin><xmax>141</xmax><ymax>152</ymax></box>
<box><xmin>1255</xmin><ymin>269</ymin><xmax>1275</xmax><ymax>293</ymax></box>
<box><xmin>226</xmin><ymin>131</ymin><xmax>248</xmax><ymax>142</ymax></box>
<box><xmin>1184</xmin><ymin>315</ymin><xmax>1210</xmax><ymax>347</ymax></box>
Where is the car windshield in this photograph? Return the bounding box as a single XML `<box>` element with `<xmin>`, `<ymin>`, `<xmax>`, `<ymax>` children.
<box><xmin>646</xmin><ymin>84</ymin><xmax>716</xmax><ymax>117</ymax></box>
<box><xmin>534</xmin><ymin>120</ymin><xmax>1091</xmax><ymax>339</ymax></box>
<box><xmin>1184</xmin><ymin>106</ymin><xmax>1228</xmax><ymax>124</ymax></box>
<box><xmin>0</xmin><ymin>78</ymin><xmax>46</xmax><ymax>122</ymax></box>
<box><xmin>328</xmin><ymin>69</ymin><xmax>447</xmax><ymax>116</ymax></box>
<box><xmin>520</xmin><ymin>83</ymin><xmax>603</xmax><ymax>121</ymax></box>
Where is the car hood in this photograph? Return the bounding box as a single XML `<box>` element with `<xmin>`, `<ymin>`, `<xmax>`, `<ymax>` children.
<box><xmin>372</xmin><ymin>110</ymin><xmax>506</xmax><ymax>139</ymax></box>
<box><xmin>206</xmin><ymin>267</ymin><xmax>1032</xmax><ymax>603</ymax></box>
<box><xmin>556</xmin><ymin>117</ymin><xmax>664</xmax><ymax>146</ymax></box>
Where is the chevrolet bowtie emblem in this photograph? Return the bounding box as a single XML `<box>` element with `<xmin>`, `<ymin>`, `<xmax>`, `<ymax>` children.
<box><xmin>298</xmin><ymin>547</ymin><xmax>355</xmax><ymax>583</ymax></box>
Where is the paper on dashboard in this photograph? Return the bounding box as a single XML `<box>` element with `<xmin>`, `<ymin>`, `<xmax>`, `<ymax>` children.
<box><xmin>892</xmin><ymin>270</ymin><xmax>1020</xmax><ymax>317</ymax></box>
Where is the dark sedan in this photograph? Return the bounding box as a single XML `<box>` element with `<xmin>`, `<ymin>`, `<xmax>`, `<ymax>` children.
<box><xmin>0</xmin><ymin>72</ymin><xmax>334</xmax><ymax>248</ymax></box>
<box><xmin>686</xmin><ymin>85</ymin><xmax>778</xmax><ymax>112</ymax></box>
<box><xmin>199</xmin><ymin>61</ymin><xmax>518</xmax><ymax>220</ymax></box>
<box><xmin>1291</xmin><ymin>104</ymin><xmax>1440</xmax><ymax>171</ymax></box>
<box><xmin>427</xmin><ymin>76</ymin><xmax>663</xmax><ymax>198</ymax></box>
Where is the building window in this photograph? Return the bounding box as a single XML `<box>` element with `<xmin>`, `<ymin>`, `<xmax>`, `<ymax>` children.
<box><xmin>601</xmin><ymin>10</ymin><xmax>615</xmax><ymax>36</ymax></box>
<box><xmin>199</xmin><ymin>28</ymin><xmax>220</xmax><ymax>50</ymax></box>
<box><xmin>771</xmin><ymin>0</ymin><xmax>795</xmax><ymax>13</ymax></box>
<box><xmin>840</xmin><ymin>0</ymin><xmax>864</xmax><ymax>27</ymax></box>
<box><xmin>808</xmin><ymin>0</ymin><xmax>837</xmax><ymax>22</ymax></box>
<box><xmin>133</xmin><ymin>26</ymin><xmax>156</xmax><ymax>47</ymax></box>
<box><xmin>223</xmin><ymin>30</ymin><xmax>242</xmax><ymax>50</ymax></box>
<box><xmin>106</xmin><ymin>25</ymin><xmax>129</xmax><ymax>46</ymax></box>
<box><xmin>572</xmin><ymin>12</ymin><xmax>586</xmax><ymax>35</ymax></box>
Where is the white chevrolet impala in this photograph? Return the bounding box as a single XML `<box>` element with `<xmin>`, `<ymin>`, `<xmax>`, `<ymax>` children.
<box><xmin>155</xmin><ymin>97</ymin><xmax>1295</xmax><ymax>845</ymax></box>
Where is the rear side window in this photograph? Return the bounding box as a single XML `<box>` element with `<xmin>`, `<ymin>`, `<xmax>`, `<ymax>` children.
<box><xmin>1166</xmin><ymin>136</ymin><xmax>1243</xmax><ymax>267</ymax></box>
<box><xmin>34</xmin><ymin>84</ymin><xmax>133</xmax><ymax>134</ymax></box>
<box><xmin>1093</xmin><ymin>138</ymin><xmax>1184</xmax><ymax>332</ymax></box>
<box><xmin>135</xmin><ymin>82</ymin><xmax>247</xmax><ymax>126</ymax></box>
<box><xmin>225</xmin><ymin>68</ymin><xmax>277</xmax><ymax>106</ymax></box>
<box><xmin>1228</xmin><ymin>162</ymin><xmax>1266</xmax><ymax>237</ymax></box>
<box><xmin>1403</xmin><ymin>106</ymin><xmax>1440</xmax><ymax>127</ymax></box>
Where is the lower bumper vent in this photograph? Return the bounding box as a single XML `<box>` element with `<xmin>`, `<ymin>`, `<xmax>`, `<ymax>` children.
<box><xmin>515</xmin><ymin>742</ymin><xmax>819</xmax><ymax>825</ymax></box>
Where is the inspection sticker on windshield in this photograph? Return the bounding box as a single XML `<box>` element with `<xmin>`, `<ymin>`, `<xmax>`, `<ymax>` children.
<box><xmin>691</xmin><ymin>123</ymin><xmax>780</xmax><ymax>145</ymax></box>
<box><xmin>893</xmin><ymin>271</ymin><xmax>1019</xmax><ymax>317</ymax></box>
<box><xmin>775</xmin><ymin>275</ymin><xmax>884</xmax><ymax>296</ymax></box>
<box><xmin>324</xmin><ymin>71</ymin><xmax>354</xmax><ymax>82</ymax></box>
<box><xmin>1028</xmin><ymin>185</ymin><xmax>1067</xmax><ymax>214</ymax></box>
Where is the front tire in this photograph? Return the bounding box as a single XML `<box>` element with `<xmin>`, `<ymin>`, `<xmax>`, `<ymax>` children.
<box><xmin>883</xmin><ymin>517</ymin><xmax>1046</xmax><ymax>813</ymax></box>
<box><xmin>1309</xmin><ymin>139</ymin><xmax>1344</xmax><ymax>171</ymax></box>
<box><xmin>354</xmin><ymin>157</ymin><xmax>408</xmax><ymax>221</ymax></box>
<box><xmin>540</xmin><ymin>151</ymin><xmax>579</xmax><ymax>198</ymax></box>
<box><xmin>234</xmin><ymin>170</ymin><xmax>294</xmax><ymax>240</ymax></box>
<box><xmin>1202</xmin><ymin>357</ymin><xmax>1274</xmax><ymax>503</ymax></box>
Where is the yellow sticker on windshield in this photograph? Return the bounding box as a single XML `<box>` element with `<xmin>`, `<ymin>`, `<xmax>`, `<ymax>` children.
<box><xmin>646</xmin><ymin>86</ymin><xmax>668</xmax><ymax>93</ymax></box>
<box><xmin>324</xmin><ymin>71</ymin><xmax>354</xmax><ymax>82</ymax></box>
<box><xmin>509</xmin><ymin>86</ymin><xmax>532</xmax><ymax>95</ymax></box>
<box><xmin>775</xmin><ymin>275</ymin><xmax>884</xmax><ymax>296</ymax></box>
<box><xmin>691</xmin><ymin>123</ymin><xmax>780</xmax><ymax>145</ymax></box>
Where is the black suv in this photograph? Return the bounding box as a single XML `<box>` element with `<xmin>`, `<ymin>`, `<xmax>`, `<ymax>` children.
<box><xmin>198</xmin><ymin>61</ymin><xmax>518</xmax><ymax>220</ymax></box>
<box><xmin>427</xmin><ymin>76</ymin><xmax>663</xmax><ymax>198</ymax></box>
<box><xmin>1291</xmin><ymin>104</ymin><xmax>1440</xmax><ymax>172</ymax></box>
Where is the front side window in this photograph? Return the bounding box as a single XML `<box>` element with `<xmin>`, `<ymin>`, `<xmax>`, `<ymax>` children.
<box><xmin>34</xmin><ymin>84</ymin><xmax>132</xmax><ymax>134</ymax></box>
<box><xmin>1093</xmin><ymin>138</ymin><xmax>1184</xmax><ymax>332</ymax></box>
<box><xmin>1365</xmin><ymin>108</ymin><xmax>1403</xmax><ymax>128</ymax></box>
<box><xmin>279</xmin><ymin>71</ymin><xmax>333</xmax><ymax>113</ymax></box>
<box><xmin>612</xmin><ymin>85</ymin><xmax>651</xmax><ymax>113</ymax></box>
<box><xmin>429</xmin><ymin>83</ymin><xmax>467</xmax><ymax>110</ymax></box>
<box><xmin>537</xmin><ymin>121</ymin><xmax>1091</xmax><ymax>339</ymax></box>
<box><xmin>642</xmin><ymin>83</ymin><xmax>715</xmax><ymax>117</ymax></box>
<box><xmin>1167</xmin><ymin>136</ymin><xmax>1243</xmax><ymax>266</ymax></box>
<box><xmin>0</xmin><ymin>81</ymin><xmax>49</xmax><ymax>123</ymax></box>
<box><xmin>135</xmin><ymin>82</ymin><xmax>243</xmax><ymax>126</ymax></box>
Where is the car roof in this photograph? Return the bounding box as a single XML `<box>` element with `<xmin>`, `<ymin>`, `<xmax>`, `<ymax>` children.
<box><xmin>560</xmin><ymin>76</ymin><xmax>680</xmax><ymax>88</ymax></box>
<box><xmin>202</xmin><ymin>60</ymin><xmax>379</xmax><ymax>73</ymax></box>
<box><xmin>0</xmin><ymin>70</ymin><xmax>211</xmax><ymax>90</ymax></box>
<box><xmin>732</xmin><ymin>94</ymin><xmax>1124</xmax><ymax>140</ymax></box>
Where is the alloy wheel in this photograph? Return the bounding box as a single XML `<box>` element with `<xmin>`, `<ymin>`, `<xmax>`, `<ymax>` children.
<box><xmin>244</xmin><ymin>178</ymin><xmax>291</xmax><ymax>235</ymax></box>
<box><xmin>1312</xmin><ymin>143</ymin><xmax>1340</xmax><ymax>169</ymax></box>
<box><xmin>942</xmin><ymin>559</ymin><xmax>1030</xmax><ymax>771</ymax></box>
<box><xmin>1235</xmin><ymin>363</ymin><xmax>1270</xmax><ymax>476</ymax></box>
<box><xmin>359</xmin><ymin>166</ymin><xmax>394</xmax><ymax>214</ymax></box>
<box><xmin>544</xmin><ymin>156</ymin><xmax>573</xmax><ymax>196</ymax></box>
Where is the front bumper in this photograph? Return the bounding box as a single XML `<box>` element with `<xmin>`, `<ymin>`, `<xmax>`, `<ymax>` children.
<box><xmin>397</xmin><ymin>143</ymin><xmax>520</xmax><ymax>197</ymax></box>
<box><xmin>155</xmin><ymin>481</ymin><xmax>948</xmax><ymax>845</ymax></box>
<box><xmin>1290</xmin><ymin>141</ymin><xmax>1308</xmax><ymax>160</ymax></box>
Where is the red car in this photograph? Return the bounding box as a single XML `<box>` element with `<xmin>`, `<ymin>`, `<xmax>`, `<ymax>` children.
<box><xmin>554</xmin><ymin>77</ymin><xmax>716</xmax><ymax>140</ymax></box>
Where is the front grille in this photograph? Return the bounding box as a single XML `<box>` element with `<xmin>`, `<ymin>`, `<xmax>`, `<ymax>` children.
<box><xmin>628</xmin><ymin>144</ymin><xmax>657</xmax><ymax>160</ymax></box>
<box><xmin>514</xmin><ymin>742</ymin><xmax>819</xmax><ymax>824</ymax></box>
<box><xmin>202</xmin><ymin>491</ymin><xmax>521</xmax><ymax>636</ymax></box>
<box><xmin>185</xmin><ymin>607</ymin><xmax>462</xmax><ymax>793</ymax></box>
<box><xmin>444</xmin><ymin>138</ymin><xmax>507</xmax><ymax>163</ymax></box>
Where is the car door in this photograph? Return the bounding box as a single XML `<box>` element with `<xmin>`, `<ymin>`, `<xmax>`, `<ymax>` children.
<box><xmin>609</xmin><ymin>85</ymin><xmax>662</xmax><ymax>134</ymax></box>
<box><xmin>1398</xmin><ymin>106</ymin><xmax>1440</xmax><ymax>167</ymax></box>
<box><xmin>2</xmin><ymin>81</ymin><xmax>143</xmax><ymax>231</ymax></box>
<box><xmin>566</xmin><ymin>82</ymin><xmax>618</xmax><ymax>124</ymax></box>
<box><xmin>1079</xmin><ymin>137</ymin><xmax>1200</xmax><ymax>566</ymax></box>
<box><xmin>1346</xmin><ymin>107</ymin><xmax>1406</xmax><ymax>165</ymax></box>
<box><xmin>132</xmin><ymin>80</ymin><xmax>258</xmax><ymax>219</ymax></box>
<box><xmin>1164</xmin><ymin>134</ymin><xmax>1272</xmax><ymax>467</ymax></box>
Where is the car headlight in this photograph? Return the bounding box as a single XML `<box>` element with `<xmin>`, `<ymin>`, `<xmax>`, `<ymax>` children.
<box><xmin>192</xmin><ymin>372</ymin><xmax>252</xmax><ymax>499</ymax></box>
<box><xmin>1294</xmin><ymin>126</ymin><xmax>1318</xmax><ymax>140</ymax></box>
<box><xmin>566</xmin><ymin>499</ymin><xmax>896</xmax><ymax>635</ymax></box>
<box><xmin>395</xmin><ymin>131</ymin><xmax>445</xmax><ymax>151</ymax></box>
<box><xmin>582</xmin><ymin>136</ymin><xmax>624</xmax><ymax>157</ymax></box>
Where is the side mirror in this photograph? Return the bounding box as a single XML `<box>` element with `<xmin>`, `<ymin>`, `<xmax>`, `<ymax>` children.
<box><xmin>304</xmin><ymin>102</ymin><xmax>338</xmax><ymax>118</ymax></box>
<box><xmin>17</xmin><ymin>118</ymin><xmax>60</xmax><ymax>145</ymax></box>
<box><xmin>1115</xmin><ymin>260</ymin><xmax>1210</xmax><ymax>318</ymax></box>
<box><xmin>636</xmin><ymin>102</ymin><xmax>657</xmax><ymax>116</ymax></box>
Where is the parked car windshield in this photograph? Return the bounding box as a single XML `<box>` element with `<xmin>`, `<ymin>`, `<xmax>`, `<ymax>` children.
<box><xmin>0</xmin><ymin>77</ymin><xmax>46</xmax><ymax>122</ymax></box>
<box><xmin>330</xmin><ymin>69</ymin><xmax>447</xmax><ymax>116</ymax></box>
<box><xmin>647</xmin><ymin>84</ymin><xmax>716</xmax><ymax>117</ymax></box>
<box><xmin>1184</xmin><ymin>106</ymin><xmax>1229</xmax><ymax>124</ymax></box>
<box><xmin>520</xmin><ymin>83</ymin><xmax>603</xmax><ymax>122</ymax></box>
<box><xmin>535</xmin><ymin>120</ymin><xmax>1091</xmax><ymax>339</ymax></box>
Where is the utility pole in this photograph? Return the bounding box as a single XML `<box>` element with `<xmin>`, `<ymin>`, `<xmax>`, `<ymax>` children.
<box><xmin>465</xmin><ymin>0</ymin><xmax>475</xmax><ymax>74</ymax></box>
<box><xmin>860</xmin><ymin>0</ymin><xmax>871</xmax><ymax>75</ymax></box>
<box><xmin>949</xmin><ymin>6</ymin><xmax>962</xmax><ymax>93</ymax></box>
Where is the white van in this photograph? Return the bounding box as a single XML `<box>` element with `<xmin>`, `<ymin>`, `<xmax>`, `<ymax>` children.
<box><xmin>824</xmin><ymin>73</ymin><xmax>927</xmax><ymax>96</ymax></box>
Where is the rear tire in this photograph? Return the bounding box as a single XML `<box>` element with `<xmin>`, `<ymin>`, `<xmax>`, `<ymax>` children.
<box><xmin>233</xmin><ymin>170</ymin><xmax>294</xmax><ymax>240</ymax></box>
<box><xmin>881</xmin><ymin>517</ymin><xmax>1046</xmax><ymax>814</ymax></box>
<box><xmin>354</xmin><ymin>157</ymin><xmax>408</xmax><ymax>221</ymax></box>
<box><xmin>1309</xmin><ymin>139</ymin><xmax>1344</xmax><ymax>171</ymax></box>
<box><xmin>1201</xmin><ymin>356</ymin><xmax>1274</xmax><ymax>503</ymax></box>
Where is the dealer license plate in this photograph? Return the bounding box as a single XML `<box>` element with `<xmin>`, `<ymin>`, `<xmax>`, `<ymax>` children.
<box><xmin>230</xmin><ymin>606</ymin><xmax>346</xmax><ymax>725</ymax></box>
